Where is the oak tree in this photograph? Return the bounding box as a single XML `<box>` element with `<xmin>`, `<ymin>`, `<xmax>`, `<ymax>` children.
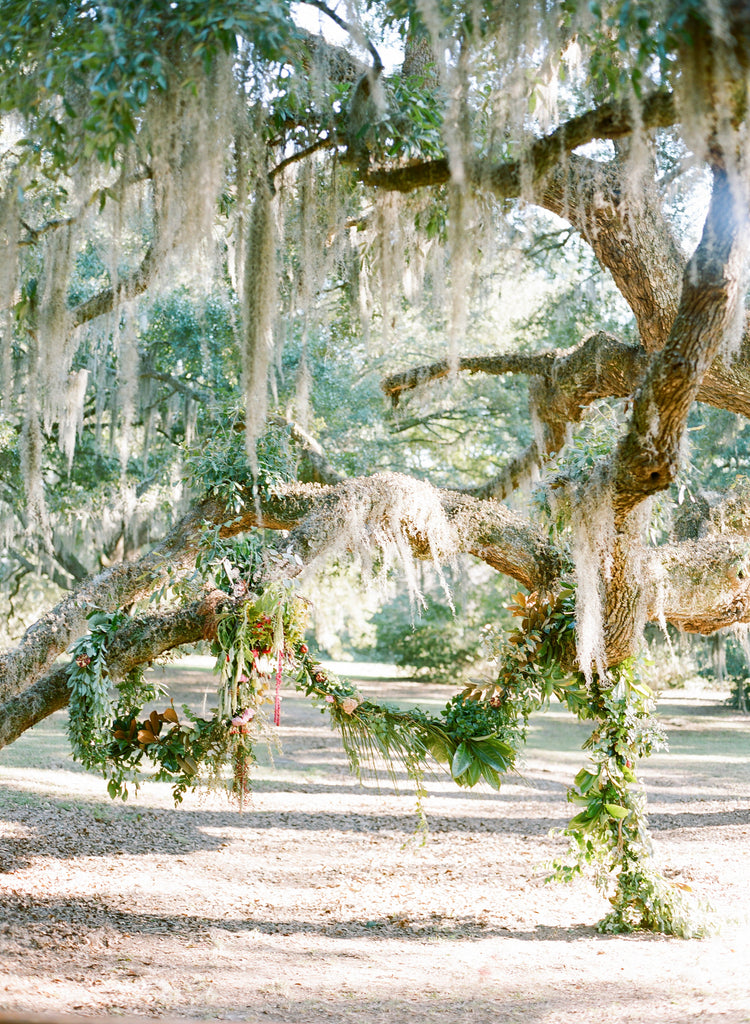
<box><xmin>1</xmin><ymin>0</ymin><xmax>749</xmax><ymax>933</ymax></box>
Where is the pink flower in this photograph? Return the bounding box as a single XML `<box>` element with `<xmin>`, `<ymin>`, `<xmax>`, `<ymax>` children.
<box><xmin>340</xmin><ymin>697</ymin><xmax>359</xmax><ymax>715</ymax></box>
<box><xmin>325</xmin><ymin>695</ymin><xmax>335</xmax><ymax>703</ymax></box>
<box><xmin>231</xmin><ymin>707</ymin><xmax>255</xmax><ymax>727</ymax></box>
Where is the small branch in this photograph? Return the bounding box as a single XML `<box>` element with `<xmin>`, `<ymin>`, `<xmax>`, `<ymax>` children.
<box><xmin>460</xmin><ymin>442</ymin><xmax>542</xmax><ymax>502</ymax></box>
<box><xmin>267</xmin><ymin>415</ymin><xmax>345</xmax><ymax>485</ymax></box>
<box><xmin>139</xmin><ymin>370</ymin><xmax>210</xmax><ymax>403</ymax></box>
<box><xmin>300</xmin><ymin>0</ymin><xmax>383</xmax><ymax>70</ymax></box>
<box><xmin>19</xmin><ymin>170</ymin><xmax>152</xmax><ymax>247</ymax></box>
<box><xmin>270</xmin><ymin>136</ymin><xmax>338</xmax><ymax>180</ymax></box>
<box><xmin>71</xmin><ymin>244</ymin><xmax>157</xmax><ymax>327</ymax></box>
<box><xmin>382</xmin><ymin>351</ymin><xmax>561</xmax><ymax>404</ymax></box>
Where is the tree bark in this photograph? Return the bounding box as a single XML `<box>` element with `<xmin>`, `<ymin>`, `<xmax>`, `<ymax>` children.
<box><xmin>612</xmin><ymin>167</ymin><xmax>748</xmax><ymax>523</ymax></box>
<box><xmin>0</xmin><ymin>476</ymin><xmax>562</xmax><ymax>703</ymax></box>
<box><xmin>0</xmin><ymin>591</ymin><xmax>229</xmax><ymax>750</ymax></box>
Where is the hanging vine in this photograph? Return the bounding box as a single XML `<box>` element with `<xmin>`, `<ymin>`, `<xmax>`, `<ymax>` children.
<box><xmin>465</xmin><ymin>587</ymin><xmax>710</xmax><ymax>937</ymax></box>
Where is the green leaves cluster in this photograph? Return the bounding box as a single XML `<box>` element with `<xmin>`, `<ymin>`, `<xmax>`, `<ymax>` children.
<box><xmin>184</xmin><ymin>421</ymin><xmax>296</xmax><ymax>513</ymax></box>
<box><xmin>297</xmin><ymin>657</ymin><xmax>515</xmax><ymax>792</ymax></box>
<box><xmin>107</xmin><ymin>704</ymin><xmax>235</xmax><ymax>804</ymax></box>
<box><xmin>548</xmin><ymin>661</ymin><xmax>712</xmax><ymax>937</ymax></box>
<box><xmin>67</xmin><ymin>608</ymin><xmax>129</xmax><ymax>770</ymax></box>
<box><xmin>371</xmin><ymin>75</ymin><xmax>444</xmax><ymax>163</ymax></box>
<box><xmin>373</xmin><ymin>597</ymin><xmax>482</xmax><ymax>683</ymax></box>
<box><xmin>0</xmin><ymin>0</ymin><xmax>297</xmax><ymax>168</ymax></box>
<box><xmin>445</xmin><ymin>732</ymin><xmax>514</xmax><ymax>790</ymax></box>
<box><xmin>563</xmin><ymin>0</ymin><xmax>717</xmax><ymax>100</ymax></box>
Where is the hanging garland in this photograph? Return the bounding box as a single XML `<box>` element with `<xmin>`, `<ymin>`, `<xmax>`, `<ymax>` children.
<box><xmin>65</xmin><ymin>587</ymin><xmax>517</xmax><ymax>804</ymax></box>
<box><xmin>466</xmin><ymin>587</ymin><xmax>708</xmax><ymax>937</ymax></box>
<box><xmin>66</xmin><ymin>580</ymin><xmax>709</xmax><ymax>936</ymax></box>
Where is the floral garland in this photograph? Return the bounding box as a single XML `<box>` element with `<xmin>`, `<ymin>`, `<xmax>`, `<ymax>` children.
<box><xmin>65</xmin><ymin>581</ymin><xmax>708</xmax><ymax>936</ymax></box>
<box><xmin>65</xmin><ymin>589</ymin><xmax>516</xmax><ymax>805</ymax></box>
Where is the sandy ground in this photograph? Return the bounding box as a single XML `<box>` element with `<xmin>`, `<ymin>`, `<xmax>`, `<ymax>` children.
<box><xmin>0</xmin><ymin>661</ymin><xmax>748</xmax><ymax>1024</ymax></box>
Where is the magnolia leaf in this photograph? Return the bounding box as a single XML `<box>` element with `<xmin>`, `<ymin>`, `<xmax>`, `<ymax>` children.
<box><xmin>425</xmin><ymin>732</ymin><xmax>454</xmax><ymax>765</ymax></box>
<box><xmin>451</xmin><ymin>741</ymin><xmax>473</xmax><ymax>780</ymax></box>
<box><xmin>604</xmin><ymin>803</ymin><xmax>630</xmax><ymax>819</ymax></box>
<box><xmin>472</xmin><ymin>741</ymin><xmax>511</xmax><ymax>773</ymax></box>
<box><xmin>574</xmin><ymin>768</ymin><xmax>597</xmax><ymax>794</ymax></box>
<box><xmin>567</xmin><ymin>809</ymin><xmax>597</xmax><ymax>832</ymax></box>
<box><xmin>479</xmin><ymin>761</ymin><xmax>501</xmax><ymax>790</ymax></box>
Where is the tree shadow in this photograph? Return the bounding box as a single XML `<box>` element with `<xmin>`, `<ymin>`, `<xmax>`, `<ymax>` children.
<box><xmin>248</xmin><ymin>772</ymin><xmax>567</xmax><ymax>801</ymax></box>
<box><xmin>0</xmin><ymin>785</ymin><xmax>573</xmax><ymax>871</ymax></box>
<box><xmin>0</xmin><ymin>892</ymin><xmax>609</xmax><ymax>943</ymax></box>
<box><xmin>648</xmin><ymin>807</ymin><xmax>750</xmax><ymax>830</ymax></box>
<box><xmin>1</xmin><ymin>779</ymin><xmax>746</xmax><ymax>875</ymax></box>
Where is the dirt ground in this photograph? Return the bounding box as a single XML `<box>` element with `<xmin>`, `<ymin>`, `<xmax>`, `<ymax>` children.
<box><xmin>0</xmin><ymin>659</ymin><xmax>749</xmax><ymax>1024</ymax></box>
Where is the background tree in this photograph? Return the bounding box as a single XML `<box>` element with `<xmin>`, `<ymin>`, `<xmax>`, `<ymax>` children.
<box><xmin>1</xmin><ymin>0</ymin><xmax>750</xmax><ymax>933</ymax></box>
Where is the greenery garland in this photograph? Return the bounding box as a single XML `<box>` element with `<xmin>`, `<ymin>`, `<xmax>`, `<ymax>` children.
<box><xmin>65</xmin><ymin>587</ymin><xmax>516</xmax><ymax>804</ymax></box>
<box><xmin>67</xmin><ymin>609</ymin><xmax>130</xmax><ymax>771</ymax></box>
<box><xmin>65</xmin><ymin>577</ymin><xmax>709</xmax><ymax>936</ymax></box>
<box><xmin>470</xmin><ymin>588</ymin><xmax>708</xmax><ymax>936</ymax></box>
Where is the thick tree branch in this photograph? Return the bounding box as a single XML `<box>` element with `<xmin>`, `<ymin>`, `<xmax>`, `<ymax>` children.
<box><xmin>364</xmin><ymin>90</ymin><xmax>677</xmax><ymax>194</ymax></box>
<box><xmin>651</xmin><ymin>534</ymin><xmax>750</xmax><ymax>635</ymax></box>
<box><xmin>139</xmin><ymin>370</ymin><xmax>210</xmax><ymax>403</ymax></box>
<box><xmin>384</xmin><ymin>332</ymin><xmax>650</xmax><ymax>469</ymax></box>
<box><xmin>288</xmin><ymin>26</ymin><xmax>368</xmax><ymax>84</ymax></box>
<box><xmin>0</xmin><ymin>590</ymin><xmax>230</xmax><ymax>751</ymax></box>
<box><xmin>540</xmin><ymin>152</ymin><xmax>686</xmax><ymax>353</ymax></box>
<box><xmin>9</xmin><ymin>475</ymin><xmax>750</xmax><ymax>748</ymax></box>
<box><xmin>612</xmin><ymin>167</ymin><xmax>749</xmax><ymax>523</ymax></box>
<box><xmin>286</xmin><ymin>472</ymin><xmax>564</xmax><ymax>589</ymax></box>
<box><xmin>0</xmin><ymin>475</ymin><xmax>562</xmax><ymax>701</ymax></box>
<box><xmin>71</xmin><ymin>244</ymin><xmax>157</xmax><ymax>327</ymax></box>
<box><xmin>0</xmin><ymin>489</ymin><xmax>306</xmax><ymax>704</ymax></box>
<box><xmin>300</xmin><ymin>0</ymin><xmax>383</xmax><ymax>71</ymax></box>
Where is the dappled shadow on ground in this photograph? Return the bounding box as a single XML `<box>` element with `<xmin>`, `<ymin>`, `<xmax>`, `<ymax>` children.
<box><xmin>205</xmin><ymin>997</ymin><xmax>750</xmax><ymax>1024</ymax></box>
<box><xmin>249</xmin><ymin>773</ymin><xmax>569</xmax><ymax>798</ymax></box>
<box><xmin>0</xmin><ymin>787</ymin><xmax>569</xmax><ymax>870</ymax></box>
<box><xmin>0</xmin><ymin>892</ymin><xmax>614</xmax><ymax>943</ymax></box>
<box><xmin>0</xmin><ymin>782</ymin><xmax>748</xmax><ymax>873</ymax></box>
<box><xmin>649</xmin><ymin>807</ymin><xmax>750</xmax><ymax>830</ymax></box>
